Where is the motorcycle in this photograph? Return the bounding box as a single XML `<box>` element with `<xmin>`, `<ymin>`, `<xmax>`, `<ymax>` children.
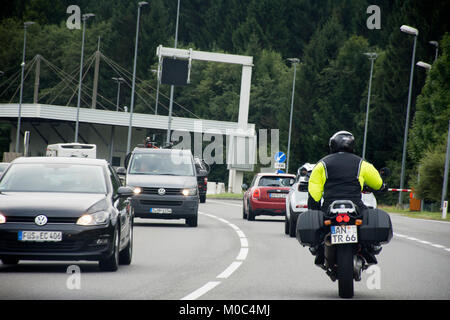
<box><xmin>296</xmin><ymin>169</ymin><xmax>393</xmax><ymax>298</ymax></box>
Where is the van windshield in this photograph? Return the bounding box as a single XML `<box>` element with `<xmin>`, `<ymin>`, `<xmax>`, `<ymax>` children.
<box><xmin>129</xmin><ymin>152</ymin><xmax>194</xmax><ymax>176</ymax></box>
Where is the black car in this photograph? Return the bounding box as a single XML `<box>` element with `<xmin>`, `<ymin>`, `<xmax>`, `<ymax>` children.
<box><xmin>0</xmin><ymin>157</ymin><xmax>134</xmax><ymax>271</ymax></box>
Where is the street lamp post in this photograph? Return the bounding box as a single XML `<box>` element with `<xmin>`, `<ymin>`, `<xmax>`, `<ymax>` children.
<box><xmin>74</xmin><ymin>13</ymin><xmax>95</xmax><ymax>143</ymax></box>
<box><xmin>151</xmin><ymin>69</ymin><xmax>160</xmax><ymax>115</ymax></box>
<box><xmin>112</xmin><ymin>77</ymin><xmax>124</xmax><ymax>111</ymax></box>
<box><xmin>429</xmin><ymin>41</ymin><xmax>439</xmax><ymax>62</ymax></box>
<box><xmin>286</xmin><ymin>58</ymin><xmax>299</xmax><ymax>174</ymax></box>
<box><xmin>416</xmin><ymin>61</ymin><xmax>431</xmax><ymax>71</ymax></box>
<box><xmin>442</xmin><ymin>119</ymin><xmax>450</xmax><ymax>218</ymax></box>
<box><xmin>110</xmin><ymin>77</ymin><xmax>124</xmax><ymax>163</ymax></box>
<box><xmin>15</xmin><ymin>21</ymin><xmax>35</xmax><ymax>153</ymax></box>
<box><xmin>362</xmin><ymin>52</ymin><xmax>377</xmax><ymax>160</ymax></box>
<box><xmin>166</xmin><ymin>0</ymin><xmax>181</xmax><ymax>144</ymax></box>
<box><xmin>127</xmin><ymin>1</ymin><xmax>148</xmax><ymax>155</ymax></box>
<box><xmin>398</xmin><ymin>24</ymin><xmax>419</xmax><ymax>207</ymax></box>
<box><xmin>415</xmin><ymin>61</ymin><xmax>431</xmax><ymax>212</ymax></box>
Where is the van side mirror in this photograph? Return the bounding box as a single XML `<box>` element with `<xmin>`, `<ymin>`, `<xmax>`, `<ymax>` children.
<box><xmin>115</xmin><ymin>167</ymin><xmax>126</xmax><ymax>175</ymax></box>
<box><xmin>117</xmin><ymin>186</ymin><xmax>134</xmax><ymax>197</ymax></box>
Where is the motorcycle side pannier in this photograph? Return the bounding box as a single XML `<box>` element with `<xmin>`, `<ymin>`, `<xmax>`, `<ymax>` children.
<box><xmin>358</xmin><ymin>208</ymin><xmax>393</xmax><ymax>244</ymax></box>
<box><xmin>296</xmin><ymin>210</ymin><xmax>324</xmax><ymax>247</ymax></box>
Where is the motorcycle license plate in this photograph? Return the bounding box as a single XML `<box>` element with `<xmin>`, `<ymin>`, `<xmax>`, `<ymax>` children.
<box><xmin>331</xmin><ymin>225</ymin><xmax>358</xmax><ymax>244</ymax></box>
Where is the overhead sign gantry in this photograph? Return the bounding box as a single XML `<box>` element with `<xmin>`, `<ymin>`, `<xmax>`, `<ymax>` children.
<box><xmin>156</xmin><ymin>45</ymin><xmax>256</xmax><ymax>193</ymax></box>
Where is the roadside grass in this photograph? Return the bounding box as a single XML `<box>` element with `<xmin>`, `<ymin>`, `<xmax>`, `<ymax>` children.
<box><xmin>379</xmin><ymin>205</ymin><xmax>450</xmax><ymax>222</ymax></box>
<box><xmin>202</xmin><ymin>197</ymin><xmax>450</xmax><ymax>222</ymax></box>
<box><xmin>206</xmin><ymin>192</ymin><xmax>243</xmax><ymax>200</ymax></box>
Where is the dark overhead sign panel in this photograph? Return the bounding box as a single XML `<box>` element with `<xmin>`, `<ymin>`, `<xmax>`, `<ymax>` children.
<box><xmin>161</xmin><ymin>58</ymin><xmax>189</xmax><ymax>86</ymax></box>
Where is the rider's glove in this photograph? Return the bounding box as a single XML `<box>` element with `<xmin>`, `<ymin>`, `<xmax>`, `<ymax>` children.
<box><xmin>379</xmin><ymin>182</ymin><xmax>388</xmax><ymax>193</ymax></box>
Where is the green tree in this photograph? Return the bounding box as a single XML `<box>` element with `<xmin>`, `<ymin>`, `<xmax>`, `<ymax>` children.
<box><xmin>409</xmin><ymin>33</ymin><xmax>450</xmax><ymax>163</ymax></box>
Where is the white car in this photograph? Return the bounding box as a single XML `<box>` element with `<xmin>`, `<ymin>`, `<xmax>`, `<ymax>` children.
<box><xmin>285</xmin><ymin>163</ymin><xmax>314</xmax><ymax>237</ymax></box>
<box><xmin>285</xmin><ymin>163</ymin><xmax>378</xmax><ymax>238</ymax></box>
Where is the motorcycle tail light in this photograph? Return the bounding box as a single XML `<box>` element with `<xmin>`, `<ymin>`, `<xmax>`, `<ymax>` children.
<box><xmin>343</xmin><ymin>214</ymin><xmax>350</xmax><ymax>223</ymax></box>
<box><xmin>204</xmin><ymin>177</ymin><xmax>207</xmax><ymax>185</ymax></box>
<box><xmin>336</xmin><ymin>215</ymin><xmax>343</xmax><ymax>223</ymax></box>
<box><xmin>252</xmin><ymin>188</ymin><xmax>260</xmax><ymax>199</ymax></box>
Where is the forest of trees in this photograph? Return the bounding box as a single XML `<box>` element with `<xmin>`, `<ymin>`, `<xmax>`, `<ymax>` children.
<box><xmin>0</xmin><ymin>0</ymin><xmax>449</xmax><ymax>204</ymax></box>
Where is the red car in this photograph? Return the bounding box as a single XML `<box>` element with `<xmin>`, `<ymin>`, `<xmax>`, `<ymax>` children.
<box><xmin>242</xmin><ymin>173</ymin><xmax>296</xmax><ymax>221</ymax></box>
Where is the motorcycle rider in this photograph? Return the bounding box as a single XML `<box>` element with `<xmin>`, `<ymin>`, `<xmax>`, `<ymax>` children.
<box><xmin>307</xmin><ymin>130</ymin><xmax>386</xmax><ymax>266</ymax></box>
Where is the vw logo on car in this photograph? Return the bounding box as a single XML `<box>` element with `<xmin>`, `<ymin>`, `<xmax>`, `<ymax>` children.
<box><xmin>34</xmin><ymin>215</ymin><xmax>48</xmax><ymax>226</ymax></box>
<box><xmin>158</xmin><ymin>188</ymin><xmax>166</xmax><ymax>196</ymax></box>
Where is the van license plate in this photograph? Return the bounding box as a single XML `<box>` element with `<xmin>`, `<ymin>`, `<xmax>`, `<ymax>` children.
<box><xmin>150</xmin><ymin>208</ymin><xmax>172</xmax><ymax>214</ymax></box>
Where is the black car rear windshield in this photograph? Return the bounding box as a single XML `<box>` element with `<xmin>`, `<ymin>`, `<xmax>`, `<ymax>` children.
<box><xmin>129</xmin><ymin>152</ymin><xmax>194</xmax><ymax>176</ymax></box>
<box><xmin>0</xmin><ymin>163</ymin><xmax>107</xmax><ymax>193</ymax></box>
<box><xmin>258</xmin><ymin>176</ymin><xmax>292</xmax><ymax>187</ymax></box>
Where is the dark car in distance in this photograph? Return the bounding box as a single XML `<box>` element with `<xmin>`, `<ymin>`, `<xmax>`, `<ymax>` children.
<box><xmin>194</xmin><ymin>157</ymin><xmax>209</xmax><ymax>203</ymax></box>
<box><xmin>0</xmin><ymin>157</ymin><xmax>134</xmax><ymax>271</ymax></box>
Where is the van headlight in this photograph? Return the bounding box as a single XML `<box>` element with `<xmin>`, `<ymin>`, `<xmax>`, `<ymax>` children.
<box><xmin>133</xmin><ymin>187</ymin><xmax>142</xmax><ymax>195</ymax></box>
<box><xmin>127</xmin><ymin>186</ymin><xmax>142</xmax><ymax>195</ymax></box>
<box><xmin>182</xmin><ymin>188</ymin><xmax>197</xmax><ymax>196</ymax></box>
<box><xmin>77</xmin><ymin>211</ymin><xmax>109</xmax><ymax>226</ymax></box>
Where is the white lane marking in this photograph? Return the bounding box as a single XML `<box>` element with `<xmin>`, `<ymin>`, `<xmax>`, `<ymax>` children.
<box><xmin>236</xmin><ymin>230</ymin><xmax>246</xmax><ymax>238</ymax></box>
<box><xmin>390</xmin><ymin>213</ymin><xmax>450</xmax><ymax>224</ymax></box>
<box><xmin>216</xmin><ymin>261</ymin><xmax>243</xmax><ymax>279</ymax></box>
<box><xmin>394</xmin><ymin>232</ymin><xmax>450</xmax><ymax>253</ymax></box>
<box><xmin>218</xmin><ymin>218</ymin><xmax>229</xmax><ymax>224</ymax></box>
<box><xmin>180</xmin><ymin>211</ymin><xmax>249</xmax><ymax>300</ymax></box>
<box><xmin>207</xmin><ymin>200</ymin><xmax>243</xmax><ymax>208</ymax></box>
<box><xmin>180</xmin><ymin>281</ymin><xmax>221</xmax><ymax>300</ymax></box>
<box><xmin>236</xmin><ymin>247</ymin><xmax>249</xmax><ymax>260</ymax></box>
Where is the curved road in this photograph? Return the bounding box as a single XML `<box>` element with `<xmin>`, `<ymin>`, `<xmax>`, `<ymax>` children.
<box><xmin>1</xmin><ymin>199</ymin><xmax>450</xmax><ymax>300</ymax></box>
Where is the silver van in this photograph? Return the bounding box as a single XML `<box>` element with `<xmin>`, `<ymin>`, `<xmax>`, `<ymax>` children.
<box><xmin>125</xmin><ymin>148</ymin><xmax>199</xmax><ymax>227</ymax></box>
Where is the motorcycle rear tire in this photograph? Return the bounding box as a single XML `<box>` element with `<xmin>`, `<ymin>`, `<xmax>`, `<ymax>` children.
<box><xmin>336</xmin><ymin>244</ymin><xmax>354</xmax><ymax>298</ymax></box>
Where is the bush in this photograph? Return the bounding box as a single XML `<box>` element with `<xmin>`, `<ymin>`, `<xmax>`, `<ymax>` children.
<box><xmin>411</xmin><ymin>142</ymin><xmax>447</xmax><ymax>203</ymax></box>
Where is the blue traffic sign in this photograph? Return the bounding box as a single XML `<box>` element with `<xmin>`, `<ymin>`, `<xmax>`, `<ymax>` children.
<box><xmin>276</xmin><ymin>169</ymin><xmax>285</xmax><ymax>174</ymax></box>
<box><xmin>275</xmin><ymin>152</ymin><xmax>286</xmax><ymax>163</ymax></box>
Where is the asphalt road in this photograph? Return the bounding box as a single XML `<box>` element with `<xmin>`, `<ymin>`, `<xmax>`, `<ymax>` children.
<box><xmin>1</xmin><ymin>199</ymin><xmax>450</xmax><ymax>300</ymax></box>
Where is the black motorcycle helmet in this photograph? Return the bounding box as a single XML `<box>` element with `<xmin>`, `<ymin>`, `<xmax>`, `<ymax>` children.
<box><xmin>329</xmin><ymin>131</ymin><xmax>355</xmax><ymax>153</ymax></box>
